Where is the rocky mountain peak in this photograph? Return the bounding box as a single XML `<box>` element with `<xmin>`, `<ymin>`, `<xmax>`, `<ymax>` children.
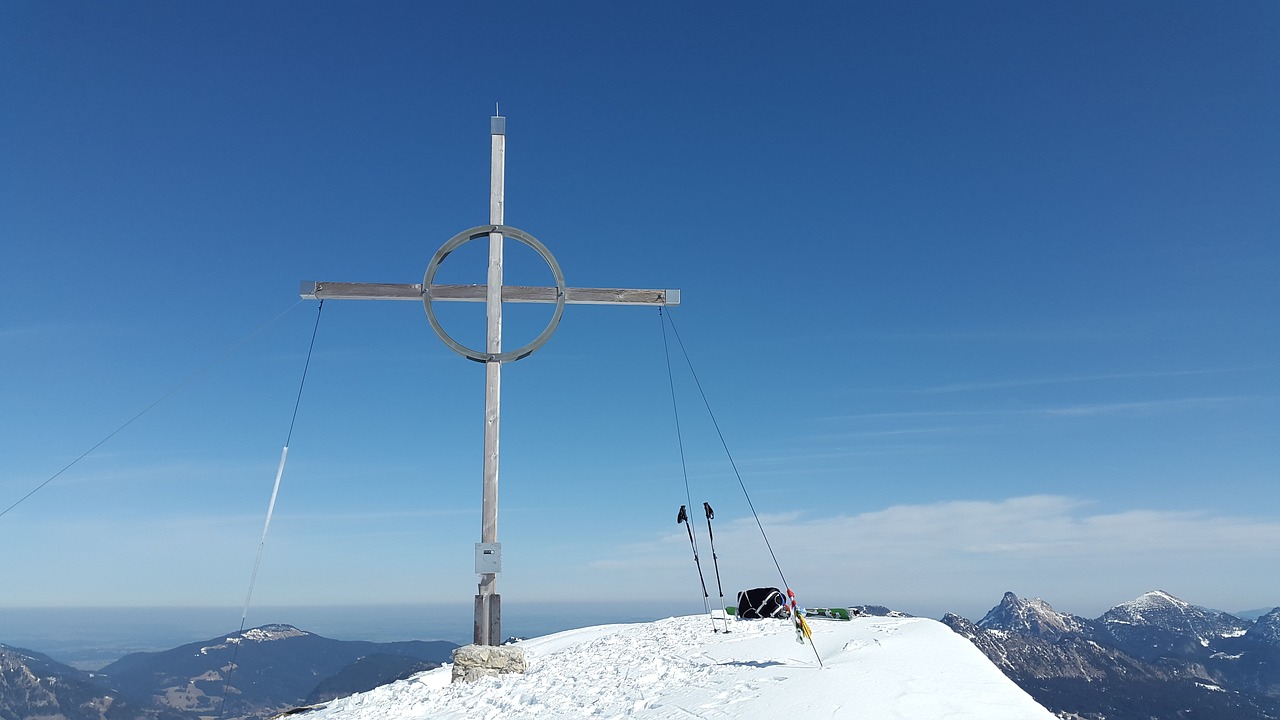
<box><xmin>1245</xmin><ymin>607</ymin><xmax>1280</xmax><ymax>644</ymax></box>
<box><xmin>941</xmin><ymin>613</ymin><xmax>978</xmax><ymax>636</ymax></box>
<box><xmin>946</xmin><ymin>591</ymin><xmax>1280</xmax><ymax>719</ymax></box>
<box><xmin>978</xmin><ymin>591</ymin><xmax>1088</xmax><ymax>640</ymax></box>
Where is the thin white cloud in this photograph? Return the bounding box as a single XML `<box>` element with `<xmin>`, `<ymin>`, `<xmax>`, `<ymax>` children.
<box><xmin>827</xmin><ymin>396</ymin><xmax>1248</xmax><ymax>422</ymax></box>
<box><xmin>580</xmin><ymin>496</ymin><xmax>1280</xmax><ymax>620</ymax></box>
<box><xmin>1039</xmin><ymin>396</ymin><xmax>1248</xmax><ymax>417</ymax></box>
<box><xmin>911</xmin><ymin>368</ymin><xmax>1254</xmax><ymax>395</ymax></box>
<box><xmin>7</xmin><ymin>494</ymin><xmax>1276</xmax><ymax>618</ymax></box>
<box><xmin>849</xmin><ymin>327</ymin><xmax>1138</xmax><ymax>343</ymax></box>
<box><xmin>270</xmin><ymin>508</ymin><xmax>472</xmax><ymax>523</ymax></box>
<box><xmin>0</xmin><ymin>322</ymin><xmax>86</xmax><ymax>340</ymax></box>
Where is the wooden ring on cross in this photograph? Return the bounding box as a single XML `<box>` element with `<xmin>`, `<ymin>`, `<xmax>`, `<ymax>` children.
<box><xmin>423</xmin><ymin>225</ymin><xmax>567</xmax><ymax>363</ymax></box>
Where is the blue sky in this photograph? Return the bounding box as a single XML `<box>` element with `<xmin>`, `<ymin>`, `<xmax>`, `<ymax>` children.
<box><xmin>2</xmin><ymin>1</ymin><xmax>1277</xmax><ymax>623</ymax></box>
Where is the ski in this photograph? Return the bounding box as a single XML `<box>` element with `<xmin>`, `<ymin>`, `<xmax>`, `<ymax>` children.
<box><xmin>805</xmin><ymin>607</ymin><xmax>856</xmax><ymax>621</ymax></box>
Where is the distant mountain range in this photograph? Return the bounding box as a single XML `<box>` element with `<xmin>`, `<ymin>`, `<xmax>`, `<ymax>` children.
<box><xmin>944</xmin><ymin>590</ymin><xmax>1280</xmax><ymax>720</ymax></box>
<box><xmin>1</xmin><ymin>624</ymin><xmax>456</xmax><ymax>720</ymax></box>
<box><xmin>6</xmin><ymin>593</ymin><xmax>1279</xmax><ymax>720</ymax></box>
<box><xmin>0</xmin><ymin>643</ymin><xmax>182</xmax><ymax>720</ymax></box>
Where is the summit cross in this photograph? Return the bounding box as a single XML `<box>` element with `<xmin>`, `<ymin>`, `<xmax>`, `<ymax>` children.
<box><xmin>299</xmin><ymin>114</ymin><xmax>680</xmax><ymax>646</ymax></box>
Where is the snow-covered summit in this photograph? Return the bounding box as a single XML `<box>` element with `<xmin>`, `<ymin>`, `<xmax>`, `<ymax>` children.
<box><xmin>1102</xmin><ymin>591</ymin><xmax>1249</xmax><ymax>636</ymax></box>
<box><xmin>310</xmin><ymin>614</ymin><xmax>1055</xmax><ymax>720</ymax></box>
<box><xmin>236</xmin><ymin>624</ymin><xmax>309</xmax><ymax>642</ymax></box>
<box><xmin>199</xmin><ymin>624</ymin><xmax>310</xmax><ymax>654</ymax></box>
<box><xmin>1099</xmin><ymin>591</ymin><xmax>1253</xmax><ymax>659</ymax></box>
<box><xmin>1109</xmin><ymin>590</ymin><xmax>1192</xmax><ymax>620</ymax></box>
<box><xmin>978</xmin><ymin>591</ymin><xmax>1090</xmax><ymax>640</ymax></box>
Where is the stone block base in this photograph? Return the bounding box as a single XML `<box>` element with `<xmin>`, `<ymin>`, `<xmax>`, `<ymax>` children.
<box><xmin>451</xmin><ymin>644</ymin><xmax>527</xmax><ymax>683</ymax></box>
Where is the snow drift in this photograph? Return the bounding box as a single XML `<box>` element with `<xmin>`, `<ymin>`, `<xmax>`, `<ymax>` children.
<box><xmin>310</xmin><ymin>613</ymin><xmax>1055</xmax><ymax>719</ymax></box>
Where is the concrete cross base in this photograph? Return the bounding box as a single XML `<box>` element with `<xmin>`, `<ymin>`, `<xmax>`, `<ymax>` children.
<box><xmin>450</xmin><ymin>644</ymin><xmax>527</xmax><ymax>683</ymax></box>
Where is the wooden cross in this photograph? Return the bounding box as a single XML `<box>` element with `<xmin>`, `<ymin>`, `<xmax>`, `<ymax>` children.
<box><xmin>300</xmin><ymin>114</ymin><xmax>679</xmax><ymax>646</ymax></box>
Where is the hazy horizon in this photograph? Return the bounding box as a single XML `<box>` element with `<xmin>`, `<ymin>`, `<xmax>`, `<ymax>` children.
<box><xmin>5</xmin><ymin>590</ymin><xmax>1276</xmax><ymax>671</ymax></box>
<box><xmin>0</xmin><ymin>601</ymin><xmax>700</xmax><ymax>670</ymax></box>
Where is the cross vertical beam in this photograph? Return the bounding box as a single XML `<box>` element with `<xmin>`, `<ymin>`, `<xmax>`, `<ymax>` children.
<box><xmin>299</xmin><ymin>114</ymin><xmax>680</xmax><ymax>650</ymax></box>
<box><xmin>477</xmin><ymin>115</ymin><xmax>505</xmax><ymax>646</ymax></box>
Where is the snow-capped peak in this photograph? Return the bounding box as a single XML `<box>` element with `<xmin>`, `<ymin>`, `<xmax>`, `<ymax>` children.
<box><xmin>199</xmin><ymin>624</ymin><xmax>309</xmax><ymax>655</ymax></box>
<box><xmin>1127</xmin><ymin>590</ymin><xmax>1189</xmax><ymax>614</ymax></box>
<box><xmin>1099</xmin><ymin>591</ymin><xmax>1252</xmax><ymax>650</ymax></box>
<box><xmin>235</xmin><ymin>624</ymin><xmax>308</xmax><ymax>643</ymax></box>
<box><xmin>1105</xmin><ymin>591</ymin><xmax>1201</xmax><ymax>627</ymax></box>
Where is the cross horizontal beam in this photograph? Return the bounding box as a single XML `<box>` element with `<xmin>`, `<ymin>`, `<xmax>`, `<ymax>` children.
<box><xmin>300</xmin><ymin>281</ymin><xmax>679</xmax><ymax>306</ymax></box>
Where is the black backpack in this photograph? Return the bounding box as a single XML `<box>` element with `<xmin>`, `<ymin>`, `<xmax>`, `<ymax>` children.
<box><xmin>736</xmin><ymin>587</ymin><xmax>790</xmax><ymax>619</ymax></box>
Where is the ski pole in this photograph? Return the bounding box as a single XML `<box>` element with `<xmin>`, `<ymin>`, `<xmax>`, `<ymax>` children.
<box><xmin>677</xmin><ymin>505</ymin><xmax>716</xmax><ymax>631</ymax></box>
<box><xmin>703</xmin><ymin>502</ymin><xmax>730</xmax><ymax>633</ymax></box>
